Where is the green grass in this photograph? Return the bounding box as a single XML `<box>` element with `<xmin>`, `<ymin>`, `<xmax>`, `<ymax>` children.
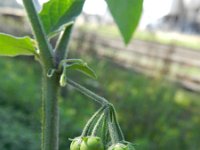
<box><xmin>135</xmin><ymin>30</ymin><xmax>200</xmax><ymax>50</ymax></box>
<box><xmin>77</xmin><ymin>24</ymin><xmax>200</xmax><ymax>50</ymax></box>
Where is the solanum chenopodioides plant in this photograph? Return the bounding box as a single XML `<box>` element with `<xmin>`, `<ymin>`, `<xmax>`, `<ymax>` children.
<box><xmin>0</xmin><ymin>0</ymin><xmax>143</xmax><ymax>150</ymax></box>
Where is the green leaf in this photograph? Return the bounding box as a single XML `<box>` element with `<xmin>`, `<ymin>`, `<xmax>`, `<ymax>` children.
<box><xmin>39</xmin><ymin>0</ymin><xmax>85</xmax><ymax>36</ymax></box>
<box><xmin>0</xmin><ymin>33</ymin><xmax>36</xmax><ymax>57</ymax></box>
<box><xmin>66</xmin><ymin>63</ymin><xmax>97</xmax><ymax>79</ymax></box>
<box><xmin>106</xmin><ymin>0</ymin><xmax>143</xmax><ymax>44</ymax></box>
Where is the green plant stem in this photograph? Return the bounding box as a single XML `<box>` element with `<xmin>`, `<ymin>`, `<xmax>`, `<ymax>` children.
<box><xmin>22</xmin><ymin>0</ymin><xmax>53</xmax><ymax>68</ymax></box>
<box><xmin>102</xmin><ymin>114</ymin><xmax>109</xmax><ymax>148</ymax></box>
<box><xmin>42</xmin><ymin>72</ymin><xmax>60</xmax><ymax>150</ymax></box>
<box><xmin>55</xmin><ymin>24</ymin><xmax>74</xmax><ymax>65</ymax></box>
<box><xmin>67</xmin><ymin>79</ymin><xmax>109</xmax><ymax>105</ymax></box>
<box><xmin>22</xmin><ymin>1</ymin><xmax>59</xmax><ymax>150</ymax></box>
<box><xmin>110</xmin><ymin>105</ymin><xmax>125</xmax><ymax>141</ymax></box>
<box><xmin>91</xmin><ymin>113</ymin><xmax>105</xmax><ymax>136</ymax></box>
<box><xmin>68</xmin><ymin>79</ymin><xmax>124</xmax><ymax>143</ymax></box>
<box><xmin>81</xmin><ymin>106</ymin><xmax>106</xmax><ymax>136</ymax></box>
<box><xmin>107</xmin><ymin>109</ymin><xmax>119</xmax><ymax>144</ymax></box>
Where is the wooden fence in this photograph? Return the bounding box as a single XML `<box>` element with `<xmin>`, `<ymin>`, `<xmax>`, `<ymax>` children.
<box><xmin>1</xmin><ymin>7</ymin><xmax>199</xmax><ymax>92</ymax></box>
<box><xmin>0</xmin><ymin>8</ymin><xmax>24</xmax><ymax>20</ymax></box>
<box><xmin>73</xmin><ymin>30</ymin><xmax>200</xmax><ymax>92</ymax></box>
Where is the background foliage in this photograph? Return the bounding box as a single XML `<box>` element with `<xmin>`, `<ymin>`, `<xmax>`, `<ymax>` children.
<box><xmin>0</xmin><ymin>50</ymin><xmax>200</xmax><ymax>150</ymax></box>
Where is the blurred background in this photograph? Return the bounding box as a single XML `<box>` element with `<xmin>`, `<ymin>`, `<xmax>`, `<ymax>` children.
<box><xmin>0</xmin><ymin>0</ymin><xmax>200</xmax><ymax>150</ymax></box>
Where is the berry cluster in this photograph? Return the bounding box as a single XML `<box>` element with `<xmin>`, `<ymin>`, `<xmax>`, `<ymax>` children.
<box><xmin>70</xmin><ymin>104</ymin><xmax>135</xmax><ymax>150</ymax></box>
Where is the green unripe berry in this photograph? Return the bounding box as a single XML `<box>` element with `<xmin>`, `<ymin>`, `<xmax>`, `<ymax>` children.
<box><xmin>108</xmin><ymin>143</ymin><xmax>132</xmax><ymax>150</ymax></box>
<box><xmin>80</xmin><ymin>136</ymin><xmax>104</xmax><ymax>150</ymax></box>
<box><xmin>70</xmin><ymin>137</ymin><xmax>82</xmax><ymax>150</ymax></box>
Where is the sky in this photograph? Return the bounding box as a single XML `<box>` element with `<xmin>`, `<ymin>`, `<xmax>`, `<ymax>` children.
<box><xmin>141</xmin><ymin>0</ymin><xmax>173</xmax><ymax>28</ymax></box>
<box><xmin>16</xmin><ymin>0</ymin><xmax>174</xmax><ymax>27</ymax></box>
<box><xmin>16</xmin><ymin>0</ymin><xmax>108</xmax><ymax>15</ymax></box>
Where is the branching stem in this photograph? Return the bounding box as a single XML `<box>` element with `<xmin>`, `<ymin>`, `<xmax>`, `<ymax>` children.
<box><xmin>22</xmin><ymin>0</ymin><xmax>53</xmax><ymax>68</ymax></box>
<box><xmin>91</xmin><ymin>113</ymin><xmax>105</xmax><ymax>136</ymax></box>
<box><xmin>81</xmin><ymin>106</ymin><xmax>106</xmax><ymax>137</ymax></box>
<box><xmin>67</xmin><ymin>79</ymin><xmax>124</xmax><ymax>143</ymax></box>
<box><xmin>67</xmin><ymin>79</ymin><xmax>109</xmax><ymax>105</ymax></box>
<box><xmin>55</xmin><ymin>24</ymin><xmax>74</xmax><ymax>65</ymax></box>
<box><xmin>110</xmin><ymin>105</ymin><xmax>125</xmax><ymax>141</ymax></box>
<box><xmin>22</xmin><ymin>2</ymin><xmax>125</xmax><ymax>150</ymax></box>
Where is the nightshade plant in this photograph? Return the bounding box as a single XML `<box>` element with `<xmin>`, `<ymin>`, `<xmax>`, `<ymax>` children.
<box><xmin>0</xmin><ymin>0</ymin><xmax>143</xmax><ymax>150</ymax></box>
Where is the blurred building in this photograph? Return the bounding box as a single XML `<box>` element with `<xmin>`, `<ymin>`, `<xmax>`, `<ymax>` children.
<box><xmin>0</xmin><ymin>0</ymin><xmax>30</xmax><ymax>35</ymax></box>
<box><xmin>0</xmin><ymin>0</ymin><xmax>22</xmax><ymax>8</ymax></box>
<box><xmin>1</xmin><ymin>0</ymin><xmax>200</xmax><ymax>34</ymax></box>
<box><xmin>147</xmin><ymin>0</ymin><xmax>200</xmax><ymax>34</ymax></box>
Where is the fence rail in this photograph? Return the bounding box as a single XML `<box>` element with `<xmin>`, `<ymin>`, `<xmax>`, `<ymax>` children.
<box><xmin>1</xmin><ymin>6</ymin><xmax>199</xmax><ymax>92</ymax></box>
<box><xmin>0</xmin><ymin>8</ymin><xmax>24</xmax><ymax>18</ymax></box>
<box><xmin>73</xmin><ymin>31</ymin><xmax>200</xmax><ymax>92</ymax></box>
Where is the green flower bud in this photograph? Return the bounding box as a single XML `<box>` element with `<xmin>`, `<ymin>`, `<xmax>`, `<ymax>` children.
<box><xmin>59</xmin><ymin>73</ymin><xmax>67</xmax><ymax>87</ymax></box>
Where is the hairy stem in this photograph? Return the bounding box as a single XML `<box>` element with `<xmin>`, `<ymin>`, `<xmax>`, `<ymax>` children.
<box><xmin>68</xmin><ymin>79</ymin><xmax>124</xmax><ymax>143</ymax></box>
<box><xmin>81</xmin><ymin>106</ymin><xmax>106</xmax><ymax>136</ymax></box>
<box><xmin>42</xmin><ymin>72</ymin><xmax>60</xmax><ymax>150</ymax></box>
<box><xmin>22</xmin><ymin>1</ymin><xmax>59</xmax><ymax>150</ymax></box>
<box><xmin>91</xmin><ymin>113</ymin><xmax>105</xmax><ymax>136</ymax></box>
<box><xmin>67</xmin><ymin>79</ymin><xmax>109</xmax><ymax>105</ymax></box>
<box><xmin>55</xmin><ymin>24</ymin><xmax>74</xmax><ymax>64</ymax></box>
<box><xmin>107</xmin><ymin>109</ymin><xmax>119</xmax><ymax>144</ymax></box>
<box><xmin>102</xmin><ymin>114</ymin><xmax>109</xmax><ymax>148</ymax></box>
<box><xmin>110</xmin><ymin>106</ymin><xmax>125</xmax><ymax>141</ymax></box>
<box><xmin>22</xmin><ymin>0</ymin><xmax>53</xmax><ymax>68</ymax></box>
